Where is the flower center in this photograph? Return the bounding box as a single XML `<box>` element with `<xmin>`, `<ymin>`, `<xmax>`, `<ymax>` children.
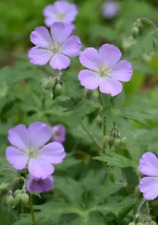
<box><xmin>99</xmin><ymin>64</ymin><xmax>112</xmax><ymax>77</ymax></box>
<box><xmin>28</xmin><ymin>147</ymin><xmax>39</xmax><ymax>159</ymax></box>
<box><xmin>58</xmin><ymin>13</ymin><xmax>66</xmax><ymax>21</ymax></box>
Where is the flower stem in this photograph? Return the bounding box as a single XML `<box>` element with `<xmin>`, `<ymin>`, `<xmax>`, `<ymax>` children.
<box><xmin>98</xmin><ymin>91</ymin><xmax>106</xmax><ymax>152</ymax></box>
<box><xmin>28</xmin><ymin>193</ymin><xmax>37</xmax><ymax>225</ymax></box>
<box><xmin>81</xmin><ymin>122</ymin><xmax>103</xmax><ymax>151</ymax></box>
<box><xmin>138</xmin><ymin>17</ymin><xmax>158</xmax><ymax>30</ymax></box>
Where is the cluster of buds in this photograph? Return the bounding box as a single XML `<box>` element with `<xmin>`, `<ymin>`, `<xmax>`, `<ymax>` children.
<box><xmin>41</xmin><ymin>72</ymin><xmax>62</xmax><ymax>98</ymax></box>
<box><xmin>104</xmin><ymin>123</ymin><xmax>126</xmax><ymax>148</ymax></box>
<box><xmin>0</xmin><ymin>181</ymin><xmax>29</xmax><ymax>208</ymax></box>
<box><xmin>128</xmin><ymin>222</ymin><xmax>157</xmax><ymax>225</ymax></box>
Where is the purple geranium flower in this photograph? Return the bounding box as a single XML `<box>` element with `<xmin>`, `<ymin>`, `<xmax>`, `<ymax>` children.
<box><xmin>43</xmin><ymin>1</ymin><xmax>78</xmax><ymax>27</ymax></box>
<box><xmin>6</xmin><ymin>122</ymin><xmax>66</xmax><ymax>179</ymax></box>
<box><xmin>78</xmin><ymin>44</ymin><xmax>133</xmax><ymax>96</ymax></box>
<box><xmin>28</xmin><ymin>22</ymin><xmax>82</xmax><ymax>70</ymax></box>
<box><xmin>139</xmin><ymin>152</ymin><xmax>158</xmax><ymax>200</ymax></box>
<box><xmin>27</xmin><ymin>175</ymin><xmax>54</xmax><ymax>193</ymax></box>
<box><xmin>102</xmin><ymin>1</ymin><xmax>120</xmax><ymax>19</ymax></box>
<box><xmin>52</xmin><ymin>125</ymin><xmax>66</xmax><ymax>143</ymax></box>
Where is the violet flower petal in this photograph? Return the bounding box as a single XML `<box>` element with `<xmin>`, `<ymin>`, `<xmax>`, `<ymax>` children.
<box><xmin>6</xmin><ymin>147</ymin><xmax>28</xmax><ymax>170</ymax></box>
<box><xmin>27</xmin><ymin>175</ymin><xmax>54</xmax><ymax>193</ymax></box>
<box><xmin>139</xmin><ymin>177</ymin><xmax>158</xmax><ymax>200</ymax></box>
<box><xmin>49</xmin><ymin>54</ymin><xmax>70</xmax><ymax>70</ymax></box>
<box><xmin>39</xmin><ymin>142</ymin><xmax>66</xmax><ymax>164</ymax></box>
<box><xmin>99</xmin><ymin>44</ymin><xmax>121</xmax><ymax>67</ymax></box>
<box><xmin>50</xmin><ymin>22</ymin><xmax>73</xmax><ymax>43</ymax></box>
<box><xmin>30</xmin><ymin>26</ymin><xmax>52</xmax><ymax>47</ymax></box>
<box><xmin>8</xmin><ymin>124</ymin><xmax>29</xmax><ymax>150</ymax></box>
<box><xmin>139</xmin><ymin>152</ymin><xmax>158</xmax><ymax>176</ymax></box>
<box><xmin>61</xmin><ymin>35</ymin><xmax>82</xmax><ymax>57</ymax></box>
<box><xmin>28</xmin><ymin>122</ymin><xmax>52</xmax><ymax>148</ymax></box>
<box><xmin>79</xmin><ymin>48</ymin><xmax>100</xmax><ymax>71</ymax></box>
<box><xmin>99</xmin><ymin>78</ymin><xmax>122</xmax><ymax>96</ymax></box>
<box><xmin>28</xmin><ymin>158</ymin><xmax>54</xmax><ymax>179</ymax></box>
<box><xmin>28</xmin><ymin>47</ymin><xmax>52</xmax><ymax>66</ymax></box>
<box><xmin>110</xmin><ymin>60</ymin><xmax>133</xmax><ymax>82</ymax></box>
<box><xmin>79</xmin><ymin>70</ymin><xmax>100</xmax><ymax>90</ymax></box>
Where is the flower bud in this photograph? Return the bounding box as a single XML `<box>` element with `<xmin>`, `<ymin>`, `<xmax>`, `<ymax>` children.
<box><xmin>14</xmin><ymin>189</ymin><xmax>21</xmax><ymax>196</ymax></box>
<box><xmin>54</xmin><ymin>83</ymin><xmax>62</xmax><ymax>97</ymax></box>
<box><xmin>21</xmin><ymin>193</ymin><xmax>29</xmax><ymax>206</ymax></box>
<box><xmin>95</xmin><ymin>115</ymin><xmax>102</xmax><ymax>126</ymax></box>
<box><xmin>128</xmin><ymin>223</ymin><xmax>136</xmax><ymax>225</ymax></box>
<box><xmin>15</xmin><ymin>193</ymin><xmax>23</xmax><ymax>206</ymax></box>
<box><xmin>0</xmin><ymin>183</ymin><xmax>9</xmax><ymax>194</ymax></box>
<box><xmin>114</xmin><ymin>138</ymin><xmax>122</xmax><ymax>148</ymax></box>
<box><xmin>104</xmin><ymin>135</ymin><xmax>111</xmax><ymax>144</ymax></box>
<box><xmin>132</xmin><ymin>27</ymin><xmax>139</xmax><ymax>38</ymax></box>
<box><xmin>41</xmin><ymin>77</ymin><xmax>55</xmax><ymax>89</ymax></box>
<box><xmin>6</xmin><ymin>195</ymin><xmax>14</xmax><ymax>207</ymax></box>
<box><xmin>144</xmin><ymin>222</ymin><xmax>150</xmax><ymax>225</ymax></box>
<box><xmin>137</xmin><ymin>223</ymin><xmax>144</xmax><ymax>225</ymax></box>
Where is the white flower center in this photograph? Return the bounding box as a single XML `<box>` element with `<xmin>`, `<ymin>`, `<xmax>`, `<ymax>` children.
<box><xmin>27</xmin><ymin>146</ymin><xmax>40</xmax><ymax>159</ymax></box>
<box><xmin>99</xmin><ymin>64</ymin><xmax>112</xmax><ymax>77</ymax></box>
<box><xmin>58</xmin><ymin>13</ymin><xmax>66</xmax><ymax>21</ymax></box>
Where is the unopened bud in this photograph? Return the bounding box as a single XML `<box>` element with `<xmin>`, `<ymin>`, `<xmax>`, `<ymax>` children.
<box><xmin>0</xmin><ymin>183</ymin><xmax>9</xmax><ymax>194</ymax></box>
<box><xmin>54</xmin><ymin>83</ymin><xmax>62</xmax><ymax>96</ymax></box>
<box><xmin>41</xmin><ymin>77</ymin><xmax>55</xmax><ymax>89</ymax></box>
<box><xmin>14</xmin><ymin>189</ymin><xmax>21</xmax><ymax>196</ymax></box>
<box><xmin>114</xmin><ymin>138</ymin><xmax>121</xmax><ymax>148</ymax></box>
<box><xmin>15</xmin><ymin>193</ymin><xmax>23</xmax><ymax>206</ymax></box>
<box><xmin>137</xmin><ymin>223</ymin><xmax>144</xmax><ymax>225</ymax></box>
<box><xmin>144</xmin><ymin>222</ymin><xmax>150</xmax><ymax>225</ymax></box>
<box><xmin>21</xmin><ymin>193</ymin><xmax>29</xmax><ymax>205</ymax></box>
<box><xmin>104</xmin><ymin>135</ymin><xmax>111</xmax><ymax>144</ymax></box>
<box><xmin>6</xmin><ymin>195</ymin><xmax>14</xmax><ymax>207</ymax></box>
<box><xmin>132</xmin><ymin>27</ymin><xmax>139</xmax><ymax>38</ymax></box>
<box><xmin>128</xmin><ymin>223</ymin><xmax>136</xmax><ymax>225</ymax></box>
<box><xmin>95</xmin><ymin>115</ymin><xmax>102</xmax><ymax>126</ymax></box>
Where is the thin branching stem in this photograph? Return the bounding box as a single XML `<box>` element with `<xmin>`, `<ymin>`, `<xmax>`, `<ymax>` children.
<box><xmin>28</xmin><ymin>193</ymin><xmax>37</xmax><ymax>225</ymax></box>
<box><xmin>81</xmin><ymin>122</ymin><xmax>103</xmax><ymax>151</ymax></box>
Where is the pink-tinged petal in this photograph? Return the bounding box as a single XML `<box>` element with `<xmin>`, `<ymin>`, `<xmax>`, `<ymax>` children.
<box><xmin>28</xmin><ymin>47</ymin><xmax>52</xmax><ymax>66</ymax></box>
<box><xmin>6</xmin><ymin>147</ymin><xmax>28</xmax><ymax>170</ymax></box>
<box><xmin>28</xmin><ymin>122</ymin><xmax>52</xmax><ymax>148</ymax></box>
<box><xmin>110</xmin><ymin>60</ymin><xmax>133</xmax><ymax>82</ymax></box>
<box><xmin>8</xmin><ymin>124</ymin><xmax>29</xmax><ymax>150</ymax></box>
<box><xmin>99</xmin><ymin>44</ymin><xmax>121</xmax><ymax>67</ymax></box>
<box><xmin>79</xmin><ymin>48</ymin><xmax>100</xmax><ymax>71</ymax></box>
<box><xmin>139</xmin><ymin>177</ymin><xmax>158</xmax><ymax>200</ymax></box>
<box><xmin>39</xmin><ymin>142</ymin><xmax>66</xmax><ymax>164</ymax></box>
<box><xmin>61</xmin><ymin>35</ymin><xmax>82</xmax><ymax>57</ymax></box>
<box><xmin>28</xmin><ymin>158</ymin><xmax>54</xmax><ymax>179</ymax></box>
<box><xmin>30</xmin><ymin>26</ymin><xmax>52</xmax><ymax>47</ymax></box>
<box><xmin>27</xmin><ymin>175</ymin><xmax>54</xmax><ymax>193</ymax></box>
<box><xmin>50</xmin><ymin>54</ymin><xmax>70</xmax><ymax>70</ymax></box>
<box><xmin>78</xmin><ymin>70</ymin><xmax>100</xmax><ymax>90</ymax></box>
<box><xmin>99</xmin><ymin>78</ymin><xmax>122</xmax><ymax>96</ymax></box>
<box><xmin>50</xmin><ymin>22</ymin><xmax>73</xmax><ymax>43</ymax></box>
<box><xmin>139</xmin><ymin>152</ymin><xmax>158</xmax><ymax>176</ymax></box>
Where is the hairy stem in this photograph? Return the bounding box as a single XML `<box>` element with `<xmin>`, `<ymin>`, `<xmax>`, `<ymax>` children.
<box><xmin>28</xmin><ymin>193</ymin><xmax>37</xmax><ymax>225</ymax></box>
<box><xmin>139</xmin><ymin>17</ymin><xmax>158</xmax><ymax>30</ymax></box>
<box><xmin>99</xmin><ymin>91</ymin><xmax>106</xmax><ymax>152</ymax></box>
<box><xmin>81</xmin><ymin>122</ymin><xmax>103</xmax><ymax>151</ymax></box>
